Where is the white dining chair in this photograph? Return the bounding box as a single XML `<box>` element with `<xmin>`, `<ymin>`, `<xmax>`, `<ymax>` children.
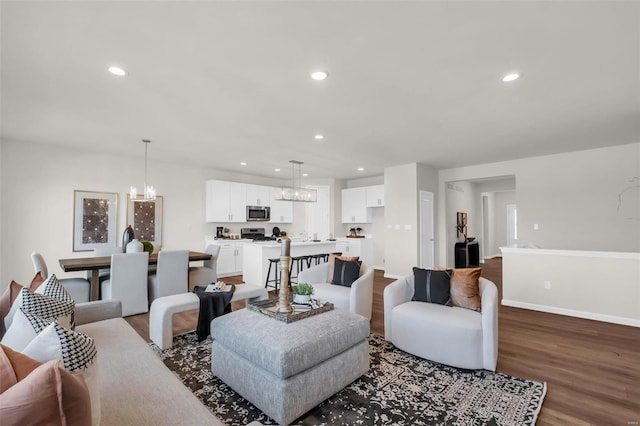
<box><xmin>148</xmin><ymin>250</ymin><xmax>189</xmax><ymax>303</ymax></box>
<box><xmin>101</xmin><ymin>252</ymin><xmax>149</xmax><ymax>317</ymax></box>
<box><xmin>188</xmin><ymin>244</ymin><xmax>221</xmax><ymax>291</ymax></box>
<box><xmin>31</xmin><ymin>252</ymin><xmax>91</xmax><ymax>303</ymax></box>
<box><xmin>93</xmin><ymin>246</ymin><xmax>123</xmax><ymax>282</ymax></box>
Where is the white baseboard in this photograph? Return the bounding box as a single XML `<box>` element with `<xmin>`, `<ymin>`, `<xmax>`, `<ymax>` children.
<box><xmin>501</xmin><ymin>299</ymin><xmax>640</xmax><ymax>328</ymax></box>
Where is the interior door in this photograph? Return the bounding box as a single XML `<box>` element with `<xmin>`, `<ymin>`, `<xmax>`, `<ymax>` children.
<box><xmin>419</xmin><ymin>191</ymin><xmax>435</xmax><ymax>268</ymax></box>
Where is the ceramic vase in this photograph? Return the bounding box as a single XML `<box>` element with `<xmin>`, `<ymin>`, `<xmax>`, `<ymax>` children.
<box><xmin>126</xmin><ymin>239</ymin><xmax>143</xmax><ymax>253</ymax></box>
<box><xmin>122</xmin><ymin>225</ymin><xmax>135</xmax><ymax>252</ymax></box>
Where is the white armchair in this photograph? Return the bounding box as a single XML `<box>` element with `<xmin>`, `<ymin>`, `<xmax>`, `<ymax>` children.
<box><xmin>297</xmin><ymin>262</ymin><xmax>374</xmax><ymax>320</ymax></box>
<box><xmin>384</xmin><ymin>275</ymin><xmax>498</xmax><ymax>371</ymax></box>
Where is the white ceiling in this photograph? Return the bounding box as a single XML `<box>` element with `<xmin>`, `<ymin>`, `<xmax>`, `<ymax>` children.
<box><xmin>1</xmin><ymin>1</ymin><xmax>639</xmax><ymax>180</ymax></box>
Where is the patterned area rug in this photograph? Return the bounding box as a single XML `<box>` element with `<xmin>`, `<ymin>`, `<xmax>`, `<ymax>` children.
<box><xmin>151</xmin><ymin>333</ymin><xmax>546</xmax><ymax>425</ymax></box>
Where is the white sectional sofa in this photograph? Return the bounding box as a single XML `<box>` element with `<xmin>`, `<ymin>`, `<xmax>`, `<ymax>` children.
<box><xmin>75</xmin><ymin>300</ymin><xmax>224</xmax><ymax>425</ymax></box>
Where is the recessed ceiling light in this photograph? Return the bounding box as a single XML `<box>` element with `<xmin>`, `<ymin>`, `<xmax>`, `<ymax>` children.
<box><xmin>314</xmin><ymin>134</ymin><xmax>324</xmax><ymax>140</ymax></box>
<box><xmin>275</xmin><ymin>168</ymin><xmax>281</xmax><ymax>172</ymax></box>
<box><xmin>303</xmin><ymin>173</ymin><xmax>309</xmax><ymax>177</ymax></box>
<box><xmin>311</xmin><ymin>71</ymin><xmax>328</xmax><ymax>81</ymax></box>
<box><xmin>108</xmin><ymin>66</ymin><xmax>128</xmax><ymax>76</ymax></box>
<box><xmin>240</xmin><ymin>162</ymin><xmax>247</xmax><ymax>166</ymax></box>
<box><xmin>502</xmin><ymin>73</ymin><xmax>520</xmax><ymax>82</ymax></box>
<box><xmin>357</xmin><ymin>167</ymin><xmax>364</xmax><ymax>172</ymax></box>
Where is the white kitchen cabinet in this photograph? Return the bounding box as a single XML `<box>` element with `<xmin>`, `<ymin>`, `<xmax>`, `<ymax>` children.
<box><xmin>335</xmin><ymin>238</ymin><xmax>373</xmax><ymax>264</ymax></box>
<box><xmin>341</xmin><ymin>187</ymin><xmax>372</xmax><ymax>223</ymax></box>
<box><xmin>206</xmin><ymin>180</ymin><xmax>247</xmax><ymax>222</ymax></box>
<box><xmin>245</xmin><ymin>184</ymin><xmax>271</xmax><ymax>207</ymax></box>
<box><xmin>215</xmin><ymin>242</ymin><xmax>245</xmax><ymax>277</ymax></box>
<box><xmin>366</xmin><ymin>185</ymin><xmax>385</xmax><ymax>207</ymax></box>
<box><xmin>268</xmin><ymin>187</ymin><xmax>293</xmax><ymax>223</ymax></box>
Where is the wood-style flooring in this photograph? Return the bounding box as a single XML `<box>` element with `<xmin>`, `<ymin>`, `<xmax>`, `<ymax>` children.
<box><xmin>125</xmin><ymin>258</ymin><xmax>640</xmax><ymax>425</ymax></box>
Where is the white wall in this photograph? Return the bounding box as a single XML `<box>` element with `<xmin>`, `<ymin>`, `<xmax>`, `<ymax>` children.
<box><xmin>383</xmin><ymin>163</ymin><xmax>419</xmax><ymax>277</ymax></box>
<box><xmin>0</xmin><ymin>139</ymin><xmax>288</xmax><ymax>289</ymax></box>
<box><xmin>502</xmin><ymin>247</ymin><xmax>640</xmax><ymax>327</ymax></box>
<box><xmin>438</xmin><ymin>143</ymin><xmax>640</xmax><ymax>264</ymax></box>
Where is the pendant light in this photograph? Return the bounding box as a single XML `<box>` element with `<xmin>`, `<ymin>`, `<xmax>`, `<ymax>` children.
<box><xmin>276</xmin><ymin>160</ymin><xmax>317</xmax><ymax>202</ymax></box>
<box><xmin>130</xmin><ymin>139</ymin><xmax>156</xmax><ymax>202</ymax></box>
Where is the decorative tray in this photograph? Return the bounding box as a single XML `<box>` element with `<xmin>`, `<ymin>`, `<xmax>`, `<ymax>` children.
<box><xmin>247</xmin><ymin>297</ymin><xmax>334</xmax><ymax>323</ymax></box>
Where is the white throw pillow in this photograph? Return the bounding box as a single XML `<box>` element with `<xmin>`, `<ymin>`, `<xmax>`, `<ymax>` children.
<box><xmin>1</xmin><ymin>308</ymin><xmax>51</xmax><ymax>352</ymax></box>
<box><xmin>22</xmin><ymin>322</ymin><xmax>100</xmax><ymax>426</ymax></box>
<box><xmin>4</xmin><ymin>288</ymin><xmax>74</xmax><ymax>331</ymax></box>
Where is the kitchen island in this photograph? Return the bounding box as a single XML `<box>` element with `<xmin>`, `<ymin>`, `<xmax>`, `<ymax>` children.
<box><xmin>242</xmin><ymin>241</ymin><xmax>337</xmax><ymax>287</ymax></box>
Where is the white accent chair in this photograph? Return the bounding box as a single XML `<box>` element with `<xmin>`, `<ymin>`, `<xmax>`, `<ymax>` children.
<box><xmin>297</xmin><ymin>262</ymin><xmax>374</xmax><ymax>320</ymax></box>
<box><xmin>188</xmin><ymin>244</ymin><xmax>221</xmax><ymax>291</ymax></box>
<box><xmin>384</xmin><ymin>275</ymin><xmax>499</xmax><ymax>371</ymax></box>
<box><xmin>148</xmin><ymin>250</ymin><xmax>189</xmax><ymax>303</ymax></box>
<box><xmin>101</xmin><ymin>252</ymin><xmax>149</xmax><ymax>317</ymax></box>
<box><xmin>31</xmin><ymin>252</ymin><xmax>90</xmax><ymax>303</ymax></box>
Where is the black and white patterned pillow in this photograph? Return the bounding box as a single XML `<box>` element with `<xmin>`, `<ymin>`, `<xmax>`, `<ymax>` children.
<box><xmin>55</xmin><ymin>323</ymin><xmax>97</xmax><ymax>372</ymax></box>
<box><xmin>20</xmin><ymin>308</ymin><xmax>51</xmax><ymax>334</ymax></box>
<box><xmin>37</xmin><ymin>274</ymin><xmax>74</xmax><ymax>304</ymax></box>
<box><xmin>20</xmin><ymin>288</ymin><xmax>75</xmax><ymax>328</ymax></box>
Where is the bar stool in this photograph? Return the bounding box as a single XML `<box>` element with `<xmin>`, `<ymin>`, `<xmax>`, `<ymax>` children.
<box><xmin>308</xmin><ymin>254</ymin><xmax>325</xmax><ymax>266</ymax></box>
<box><xmin>265</xmin><ymin>258</ymin><xmax>281</xmax><ymax>291</ymax></box>
<box><xmin>289</xmin><ymin>255</ymin><xmax>309</xmax><ymax>285</ymax></box>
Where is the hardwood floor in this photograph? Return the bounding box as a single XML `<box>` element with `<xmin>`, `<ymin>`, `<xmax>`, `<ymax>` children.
<box><xmin>126</xmin><ymin>259</ymin><xmax>639</xmax><ymax>425</ymax></box>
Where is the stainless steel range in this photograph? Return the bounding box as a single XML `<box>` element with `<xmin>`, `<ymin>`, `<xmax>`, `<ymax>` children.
<box><xmin>240</xmin><ymin>227</ymin><xmax>277</xmax><ymax>241</ymax></box>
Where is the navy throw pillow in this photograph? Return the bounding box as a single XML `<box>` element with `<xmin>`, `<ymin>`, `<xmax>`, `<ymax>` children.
<box><xmin>331</xmin><ymin>259</ymin><xmax>362</xmax><ymax>287</ymax></box>
<box><xmin>412</xmin><ymin>267</ymin><xmax>452</xmax><ymax>306</ymax></box>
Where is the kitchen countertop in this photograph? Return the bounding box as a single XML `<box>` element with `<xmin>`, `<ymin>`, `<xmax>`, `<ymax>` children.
<box><xmin>247</xmin><ymin>240</ymin><xmax>336</xmax><ymax>248</ymax></box>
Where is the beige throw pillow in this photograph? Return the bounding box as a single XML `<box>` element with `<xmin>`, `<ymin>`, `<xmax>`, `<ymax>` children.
<box><xmin>450</xmin><ymin>268</ymin><xmax>482</xmax><ymax>311</ymax></box>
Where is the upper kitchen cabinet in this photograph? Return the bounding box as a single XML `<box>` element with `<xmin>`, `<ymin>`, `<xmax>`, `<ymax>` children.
<box><xmin>269</xmin><ymin>187</ymin><xmax>293</xmax><ymax>223</ymax></box>
<box><xmin>341</xmin><ymin>187</ymin><xmax>372</xmax><ymax>223</ymax></box>
<box><xmin>366</xmin><ymin>185</ymin><xmax>384</xmax><ymax>207</ymax></box>
<box><xmin>245</xmin><ymin>184</ymin><xmax>271</xmax><ymax>207</ymax></box>
<box><xmin>206</xmin><ymin>180</ymin><xmax>247</xmax><ymax>222</ymax></box>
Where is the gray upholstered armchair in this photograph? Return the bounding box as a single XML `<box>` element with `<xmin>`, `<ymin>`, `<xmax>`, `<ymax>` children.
<box><xmin>384</xmin><ymin>275</ymin><xmax>498</xmax><ymax>371</ymax></box>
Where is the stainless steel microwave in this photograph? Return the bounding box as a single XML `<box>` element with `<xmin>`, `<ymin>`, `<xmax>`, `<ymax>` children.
<box><xmin>246</xmin><ymin>205</ymin><xmax>270</xmax><ymax>221</ymax></box>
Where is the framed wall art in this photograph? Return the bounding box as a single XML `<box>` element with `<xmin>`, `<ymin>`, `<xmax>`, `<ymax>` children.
<box><xmin>127</xmin><ymin>195</ymin><xmax>163</xmax><ymax>249</ymax></box>
<box><xmin>456</xmin><ymin>211</ymin><xmax>468</xmax><ymax>239</ymax></box>
<box><xmin>73</xmin><ymin>190</ymin><xmax>118</xmax><ymax>252</ymax></box>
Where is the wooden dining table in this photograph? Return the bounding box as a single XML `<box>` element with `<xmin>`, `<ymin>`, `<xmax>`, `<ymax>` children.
<box><xmin>59</xmin><ymin>251</ymin><xmax>212</xmax><ymax>301</ymax></box>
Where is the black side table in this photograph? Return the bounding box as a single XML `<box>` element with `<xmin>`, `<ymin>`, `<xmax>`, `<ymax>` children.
<box><xmin>454</xmin><ymin>241</ymin><xmax>480</xmax><ymax>268</ymax></box>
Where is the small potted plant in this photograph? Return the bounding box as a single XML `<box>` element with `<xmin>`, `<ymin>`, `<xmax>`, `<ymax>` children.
<box><xmin>292</xmin><ymin>283</ymin><xmax>314</xmax><ymax>304</ymax></box>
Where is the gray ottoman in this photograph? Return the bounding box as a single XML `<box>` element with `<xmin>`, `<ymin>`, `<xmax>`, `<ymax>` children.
<box><xmin>211</xmin><ymin>308</ymin><xmax>369</xmax><ymax>425</ymax></box>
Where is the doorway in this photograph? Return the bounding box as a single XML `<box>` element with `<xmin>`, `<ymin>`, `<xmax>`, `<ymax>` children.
<box><xmin>419</xmin><ymin>191</ymin><xmax>434</xmax><ymax>268</ymax></box>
